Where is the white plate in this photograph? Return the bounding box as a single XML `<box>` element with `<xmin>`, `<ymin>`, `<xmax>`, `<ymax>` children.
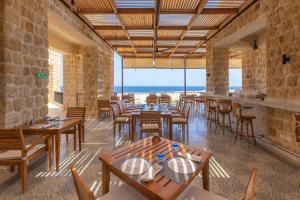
<box><xmin>168</xmin><ymin>157</ymin><xmax>197</xmax><ymax>174</ymax></box>
<box><xmin>121</xmin><ymin>158</ymin><xmax>151</xmax><ymax>175</ymax></box>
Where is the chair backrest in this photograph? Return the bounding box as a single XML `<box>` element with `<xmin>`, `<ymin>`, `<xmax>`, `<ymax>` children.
<box><xmin>110</xmin><ymin>95</ymin><xmax>120</xmax><ymax>101</ymax></box>
<box><xmin>243</xmin><ymin>167</ymin><xmax>257</xmax><ymax>200</ymax></box>
<box><xmin>67</xmin><ymin>107</ymin><xmax>86</xmax><ymax>120</ymax></box>
<box><xmin>183</xmin><ymin>105</ymin><xmax>190</xmax><ymax>118</ymax></box>
<box><xmin>146</xmin><ymin>96</ymin><xmax>158</xmax><ymax>104</ymax></box>
<box><xmin>0</xmin><ymin>129</ymin><xmax>25</xmax><ymax>152</ymax></box>
<box><xmin>98</xmin><ymin>100</ymin><xmax>110</xmax><ymax>109</ymax></box>
<box><xmin>140</xmin><ymin>111</ymin><xmax>162</xmax><ymax>127</ymax></box>
<box><xmin>160</xmin><ymin>96</ymin><xmax>171</xmax><ymax>104</ymax></box>
<box><xmin>217</xmin><ymin>99</ymin><xmax>232</xmax><ymax>113</ymax></box>
<box><xmin>111</xmin><ymin>104</ymin><xmax>121</xmax><ymax>120</ymax></box>
<box><xmin>179</xmin><ymin>102</ymin><xmax>185</xmax><ymax>113</ymax></box>
<box><xmin>232</xmin><ymin>102</ymin><xmax>242</xmax><ymax>119</ymax></box>
<box><xmin>71</xmin><ymin>167</ymin><xmax>95</xmax><ymax>200</ymax></box>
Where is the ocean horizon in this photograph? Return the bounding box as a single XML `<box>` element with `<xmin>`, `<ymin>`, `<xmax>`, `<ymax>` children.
<box><xmin>114</xmin><ymin>86</ymin><xmax>241</xmax><ymax>93</ymax></box>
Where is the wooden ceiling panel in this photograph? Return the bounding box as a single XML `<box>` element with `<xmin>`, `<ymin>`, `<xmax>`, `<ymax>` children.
<box><xmin>205</xmin><ymin>0</ymin><xmax>245</xmax><ymax>8</ymax></box>
<box><xmin>75</xmin><ymin>0</ymin><xmax>113</xmax><ymax>12</ymax></box>
<box><xmin>191</xmin><ymin>14</ymin><xmax>230</xmax><ymax>27</ymax></box>
<box><xmin>97</xmin><ymin>30</ymin><xmax>126</xmax><ymax>38</ymax></box>
<box><xmin>119</xmin><ymin>14</ymin><xmax>153</xmax><ymax>27</ymax></box>
<box><xmin>185</xmin><ymin>30</ymin><xmax>212</xmax><ymax>37</ymax></box>
<box><xmin>161</xmin><ymin>0</ymin><xmax>201</xmax><ymax>13</ymax></box>
<box><xmin>159</xmin><ymin>14</ymin><xmax>193</xmax><ymax>26</ymax></box>
<box><xmin>84</xmin><ymin>14</ymin><xmax>119</xmax><ymax>25</ymax></box>
<box><xmin>128</xmin><ymin>30</ymin><xmax>154</xmax><ymax>37</ymax></box>
<box><xmin>158</xmin><ymin>30</ymin><xmax>183</xmax><ymax>38</ymax></box>
<box><xmin>67</xmin><ymin>0</ymin><xmax>255</xmax><ymax>59</ymax></box>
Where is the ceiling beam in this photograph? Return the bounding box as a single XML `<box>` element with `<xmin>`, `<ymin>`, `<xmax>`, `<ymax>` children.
<box><xmin>106</xmin><ymin>36</ymin><xmax>206</xmax><ymax>41</ymax></box>
<box><xmin>94</xmin><ymin>25</ymin><xmax>218</xmax><ymax>31</ymax></box>
<box><xmin>78</xmin><ymin>8</ymin><xmax>238</xmax><ymax>15</ymax></box>
<box><xmin>153</xmin><ymin>0</ymin><xmax>161</xmax><ymax>59</ymax></box>
<box><xmin>107</xmin><ymin>0</ymin><xmax>138</xmax><ymax>57</ymax></box>
<box><xmin>113</xmin><ymin>44</ymin><xmax>204</xmax><ymax>48</ymax></box>
<box><xmin>169</xmin><ymin>0</ymin><xmax>209</xmax><ymax>58</ymax></box>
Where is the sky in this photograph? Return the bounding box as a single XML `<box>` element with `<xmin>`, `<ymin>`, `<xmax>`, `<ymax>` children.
<box><xmin>114</xmin><ymin>52</ymin><xmax>242</xmax><ymax>87</ymax></box>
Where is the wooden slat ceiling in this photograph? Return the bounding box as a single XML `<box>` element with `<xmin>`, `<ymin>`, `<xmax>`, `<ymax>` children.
<box><xmin>65</xmin><ymin>0</ymin><xmax>254</xmax><ymax>59</ymax></box>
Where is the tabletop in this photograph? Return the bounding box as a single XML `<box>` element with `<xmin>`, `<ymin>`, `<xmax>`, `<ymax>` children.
<box><xmin>99</xmin><ymin>137</ymin><xmax>212</xmax><ymax>200</ymax></box>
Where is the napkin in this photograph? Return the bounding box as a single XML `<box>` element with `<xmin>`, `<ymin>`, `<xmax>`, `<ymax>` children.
<box><xmin>60</xmin><ymin>117</ymin><xmax>70</xmax><ymax>121</ymax></box>
<box><xmin>177</xmin><ymin>152</ymin><xmax>202</xmax><ymax>163</ymax></box>
<box><xmin>40</xmin><ymin>124</ymin><xmax>54</xmax><ymax>129</ymax></box>
<box><xmin>141</xmin><ymin>163</ymin><xmax>162</xmax><ymax>182</ymax></box>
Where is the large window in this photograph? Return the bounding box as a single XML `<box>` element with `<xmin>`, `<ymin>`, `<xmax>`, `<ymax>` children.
<box><xmin>186</xmin><ymin>69</ymin><xmax>206</xmax><ymax>92</ymax></box>
<box><xmin>229</xmin><ymin>69</ymin><xmax>242</xmax><ymax>90</ymax></box>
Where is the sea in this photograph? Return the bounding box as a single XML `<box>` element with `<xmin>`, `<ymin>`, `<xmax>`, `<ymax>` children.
<box><xmin>114</xmin><ymin>86</ymin><xmax>241</xmax><ymax>93</ymax></box>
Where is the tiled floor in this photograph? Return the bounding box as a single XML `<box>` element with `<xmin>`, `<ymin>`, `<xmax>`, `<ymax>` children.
<box><xmin>0</xmin><ymin>106</ymin><xmax>299</xmax><ymax>200</ymax></box>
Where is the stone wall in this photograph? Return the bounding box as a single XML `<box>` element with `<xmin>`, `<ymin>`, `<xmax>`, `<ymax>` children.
<box><xmin>0</xmin><ymin>0</ymin><xmax>49</xmax><ymax>127</ymax></box>
<box><xmin>206</xmin><ymin>46</ymin><xmax>229</xmax><ymax>95</ymax></box>
<box><xmin>49</xmin><ymin>0</ymin><xmax>114</xmax><ymax>118</ymax></box>
<box><xmin>242</xmin><ymin>46</ymin><xmax>266</xmax><ymax>94</ymax></box>
<box><xmin>206</xmin><ymin>0</ymin><xmax>300</xmax><ymax>154</ymax></box>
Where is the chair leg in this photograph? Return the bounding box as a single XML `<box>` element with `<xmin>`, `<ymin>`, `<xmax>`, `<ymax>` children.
<box><xmin>240</xmin><ymin>121</ymin><xmax>244</xmax><ymax>140</ymax></box>
<box><xmin>47</xmin><ymin>137</ymin><xmax>53</xmax><ymax>172</ymax></box>
<box><xmin>82</xmin><ymin>125</ymin><xmax>85</xmax><ymax>143</ymax></box>
<box><xmin>66</xmin><ymin>134</ymin><xmax>68</xmax><ymax>142</ymax></box>
<box><xmin>250</xmin><ymin>121</ymin><xmax>256</xmax><ymax>145</ymax></box>
<box><xmin>21</xmin><ymin>159</ymin><xmax>27</xmax><ymax>193</ymax></box>
<box><xmin>113</xmin><ymin>123</ymin><xmax>116</xmax><ymax>140</ymax></box>
<box><xmin>228</xmin><ymin>114</ymin><xmax>233</xmax><ymax>133</ymax></box>
<box><xmin>186</xmin><ymin>123</ymin><xmax>189</xmax><ymax>145</ymax></box>
<box><xmin>10</xmin><ymin>165</ymin><xmax>15</xmax><ymax>172</ymax></box>
<box><xmin>234</xmin><ymin>120</ymin><xmax>239</xmax><ymax>144</ymax></box>
<box><xmin>74</xmin><ymin>133</ymin><xmax>77</xmax><ymax>151</ymax></box>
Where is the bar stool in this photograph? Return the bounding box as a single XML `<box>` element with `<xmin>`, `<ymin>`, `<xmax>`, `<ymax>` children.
<box><xmin>233</xmin><ymin>102</ymin><xmax>256</xmax><ymax>145</ymax></box>
<box><xmin>205</xmin><ymin>97</ymin><xmax>217</xmax><ymax>129</ymax></box>
<box><xmin>216</xmin><ymin>99</ymin><xmax>233</xmax><ymax>134</ymax></box>
<box><xmin>294</xmin><ymin>112</ymin><xmax>300</xmax><ymax>142</ymax></box>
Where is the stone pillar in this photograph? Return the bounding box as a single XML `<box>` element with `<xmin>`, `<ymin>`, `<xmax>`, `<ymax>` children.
<box><xmin>0</xmin><ymin>0</ymin><xmax>48</xmax><ymax>127</ymax></box>
<box><xmin>63</xmin><ymin>53</ymin><xmax>83</xmax><ymax>109</ymax></box>
<box><xmin>102</xmin><ymin>46</ymin><xmax>114</xmax><ymax>99</ymax></box>
<box><xmin>206</xmin><ymin>44</ymin><xmax>229</xmax><ymax>95</ymax></box>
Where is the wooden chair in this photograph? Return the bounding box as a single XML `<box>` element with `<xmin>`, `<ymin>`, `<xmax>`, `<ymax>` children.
<box><xmin>194</xmin><ymin>95</ymin><xmax>206</xmax><ymax>115</ymax></box>
<box><xmin>205</xmin><ymin>97</ymin><xmax>218</xmax><ymax>129</ymax></box>
<box><xmin>160</xmin><ymin>95</ymin><xmax>171</xmax><ymax>105</ymax></box>
<box><xmin>71</xmin><ymin>167</ymin><xmax>147</xmax><ymax>200</ymax></box>
<box><xmin>183</xmin><ymin>167</ymin><xmax>257</xmax><ymax>200</ymax></box>
<box><xmin>139</xmin><ymin>111</ymin><xmax>162</xmax><ymax>139</ymax></box>
<box><xmin>64</xmin><ymin>107</ymin><xmax>86</xmax><ymax>149</ymax></box>
<box><xmin>172</xmin><ymin>105</ymin><xmax>190</xmax><ymax>144</ymax></box>
<box><xmin>294</xmin><ymin>112</ymin><xmax>300</xmax><ymax>142</ymax></box>
<box><xmin>146</xmin><ymin>96</ymin><xmax>158</xmax><ymax>104</ymax></box>
<box><xmin>0</xmin><ymin>129</ymin><xmax>52</xmax><ymax>192</ymax></box>
<box><xmin>118</xmin><ymin>101</ymin><xmax>132</xmax><ymax>117</ymax></box>
<box><xmin>171</xmin><ymin>101</ymin><xmax>185</xmax><ymax>117</ymax></box>
<box><xmin>216</xmin><ymin>99</ymin><xmax>233</xmax><ymax>134</ymax></box>
<box><xmin>98</xmin><ymin>100</ymin><xmax>111</xmax><ymax>120</ymax></box>
<box><xmin>112</xmin><ymin>104</ymin><xmax>131</xmax><ymax>140</ymax></box>
<box><xmin>233</xmin><ymin>103</ymin><xmax>256</xmax><ymax>145</ymax></box>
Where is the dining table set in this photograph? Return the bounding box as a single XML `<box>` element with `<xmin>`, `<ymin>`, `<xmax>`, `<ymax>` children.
<box><xmin>99</xmin><ymin>136</ymin><xmax>212</xmax><ymax>200</ymax></box>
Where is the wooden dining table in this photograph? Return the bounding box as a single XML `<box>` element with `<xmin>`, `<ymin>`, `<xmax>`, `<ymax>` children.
<box><xmin>20</xmin><ymin>118</ymin><xmax>83</xmax><ymax>171</ymax></box>
<box><xmin>130</xmin><ymin>104</ymin><xmax>173</xmax><ymax>141</ymax></box>
<box><xmin>99</xmin><ymin>137</ymin><xmax>212</xmax><ymax>200</ymax></box>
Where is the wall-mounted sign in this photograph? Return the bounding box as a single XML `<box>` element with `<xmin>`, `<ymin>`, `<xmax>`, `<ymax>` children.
<box><xmin>36</xmin><ymin>72</ymin><xmax>48</xmax><ymax>78</ymax></box>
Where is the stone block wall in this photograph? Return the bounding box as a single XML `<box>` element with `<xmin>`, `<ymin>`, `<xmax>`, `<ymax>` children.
<box><xmin>206</xmin><ymin>45</ymin><xmax>229</xmax><ymax>95</ymax></box>
<box><xmin>0</xmin><ymin>0</ymin><xmax>49</xmax><ymax>127</ymax></box>
<box><xmin>242</xmin><ymin>47</ymin><xmax>266</xmax><ymax>94</ymax></box>
<box><xmin>206</xmin><ymin>0</ymin><xmax>300</xmax><ymax>153</ymax></box>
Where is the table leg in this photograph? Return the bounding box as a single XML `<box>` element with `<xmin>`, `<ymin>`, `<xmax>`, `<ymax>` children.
<box><xmin>78</xmin><ymin>123</ymin><xmax>82</xmax><ymax>151</ymax></box>
<box><xmin>102</xmin><ymin>162</ymin><xmax>110</xmax><ymax>195</ymax></box>
<box><xmin>169</xmin><ymin>116</ymin><xmax>173</xmax><ymax>140</ymax></box>
<box><xmin>55</xmin><ymin>133</ymin><xmax>61</xmax><ymax>171</ymax></box>
<box><xmin>202</xmin><ymin>160</ymin><xmax>210</xmax><ymax>191</ymax></box>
